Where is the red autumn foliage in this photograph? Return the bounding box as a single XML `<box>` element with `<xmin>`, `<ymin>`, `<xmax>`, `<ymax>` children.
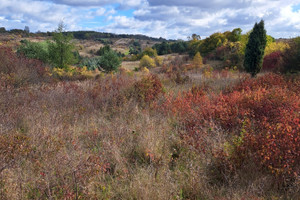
<box><xmin>262</xmin><ymin>51</ymin><xmax>283</xmax><ymax>72</ymax></box>
<box><xmin>159</xmin><ymin>73</ymin><xmax>300</xmax><ymax>180</ymax></box>
<box><xmin>229</xmin><ymin>73</ymin><xmax>287</xmax><ymax>92</ymax></box>
<box><xmin>87</xmin><ymin>73</ymin><xmax>135</xmax><ymax>108</ymax></box>
<box><xmin>134</xmin><ymin>74</ymin><xmax>164</xmax><ymax>103</ymax></box>
<box><xmin>0</xmin><ymin>46</ymin><xmax>49</xmax><ymax>88</ymax></box>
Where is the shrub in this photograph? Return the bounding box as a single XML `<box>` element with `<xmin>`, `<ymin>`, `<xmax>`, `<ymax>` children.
<box><xmin>281</xmin><ymin>37</ymin><xmax>300</xmax><ymax>73</ymax></box>
<box><xmin>139</xmin><ymin>55</ymin><xmax>155</xmax><ymax>69</ymax></box>
<box><xmin>192</xmin><ymin>52</ymin><xmax>203</xmax><ymax>69</ymax></box>
<box><xmin>79</xmin><ymin>57</ymin><xmax>102</xmax><ymax>70</ymax></box>
<box><xmin>0</xmin><ymin>46</ymin><xmax>49</xmax><ymax>87</ymax></box>
<box><xmin>51</xmin><ymin>66</ymin><xmax>95</xmax><ymax>81</ymax></box>
<box><xmin>154</xmin><ymin>56</ymin><xmax>163</xmax><ymax>67</ymax></box>
<box><xmin>17</xmin><ymin>40</ymin><xmax>49</xmax><ymax>63</ymax></box>
<box><xmin>134</xmin><ymin>74</ymin><xmax>164</xmax><ymax>104</ymax></box>
<box><xmin>141</xmin><ymin>47</ymin><xmax>157</xmax><ymax>58</ymax></box>
<box><xmin>159</xmin><ymin>73</ymin><xmax>300</xmax><ymax>184</ymax></box>
<box><xmin>0</xmin><ymin>132</ymin><xmax>32</xmax><ymax>174</ymax></box>
<box><xmin>99</xmin><ymin>50</ymin><xmax>121</xmax><ymax>72</ymax></box>
<box><xmin>97</xmin><ymin>45</ymin><xmax>111</xmax><ymax>56</ymax></box>
<box><xmin>262</xmin><ymin>51</ymin><xmax>283</xmax><ymax>72</ymax></box>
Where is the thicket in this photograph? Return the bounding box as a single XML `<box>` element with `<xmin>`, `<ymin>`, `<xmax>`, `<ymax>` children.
<box><xmin>152</xmin><ymin>41</ymin><xmax>171</xmax><ymax>55</ymax></box>
<box><xmin>0</xmin><ymin>46</ymin><xmax>50</xmax><ymax>87</ymax></box>
<box><xmin>159</xmin><ymin>73</ymin><xmax>300</xmax><ymax>193</ymax></box>
<box><xmin>17</xmin><ymin>40</ymin><xmax>49</xmax><ymax>63</ymax></box>
<box><xmin>281</xmin><ymin>37</ymin><xmax>300</xmax><ymax>73</ymax></box>
<box><xmin>17</xmin><ymin>23</ymin><xmax>79</xmax><ymax>69</ymax></box>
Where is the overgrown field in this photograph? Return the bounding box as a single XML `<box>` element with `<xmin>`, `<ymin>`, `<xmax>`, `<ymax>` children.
<box><xmin>0</xmin><ymin>43</ymin><xmax>299</xmax><ymax>200</ymax></box>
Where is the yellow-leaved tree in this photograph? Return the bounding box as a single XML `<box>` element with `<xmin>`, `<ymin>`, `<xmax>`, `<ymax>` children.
<box><xmin>192</xmin><ymin>52</ymin><xmax>203</xmax><ymax>69</ymax></box>
<box><xmin>264</xmin><ymin>42</ymin><xmax>290</xmax><ymax>56</ymax></box>
<box><xmin>139</xmin><ymin>55</ymin><xmax>155</xmax><ymax>69</ymax></box>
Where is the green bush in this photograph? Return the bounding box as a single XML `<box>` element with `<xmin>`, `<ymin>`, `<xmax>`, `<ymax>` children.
<box><xmin>97</xmin><ymin>45</ymin><xmax>111</xmax><ymax>56</ymax></box>
<box><xmin>79</xmin><ymin>57</ymin><xmax>102</xmax><ymax>70</ymax></box>
<box><xmin>17</xmin><ymin>40</ymin><xmax>49</xmax><ymax>63</ymax></box>
<box><xmin>99</xmin><ymin>50</ymin><xmax>121</xmax><ymax>72</ymax></box>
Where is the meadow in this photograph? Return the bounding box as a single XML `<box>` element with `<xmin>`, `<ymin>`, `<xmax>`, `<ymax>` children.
<box><xmin>0</xmin><ymin>28</ymin><xmax>299</xmax><ymax>199</ymax></box>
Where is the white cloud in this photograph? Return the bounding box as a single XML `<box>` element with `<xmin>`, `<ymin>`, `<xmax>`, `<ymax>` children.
<box><xmin>95</xmin><ymin>8</ymin><xmax>106</xmax><ymax>16</ymax></box>
<box><xmin>0</xmin><ymin>0</ymin><xmax>299</xmax><ymax>39</ymax></box>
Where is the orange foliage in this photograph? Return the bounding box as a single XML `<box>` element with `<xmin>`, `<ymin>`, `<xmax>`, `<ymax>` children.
<box><xmin>134</xmin><ymin>74</ymin><xmax>164</xmax><ymax>104</ymax></box>
<box><xmin>159</xmin><ymin>73</ymin><xmax>300</xmax><ymax>180</ymax></box>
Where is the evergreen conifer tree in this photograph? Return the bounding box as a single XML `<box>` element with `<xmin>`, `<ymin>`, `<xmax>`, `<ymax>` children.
<box><xmin>48</xmin><ymin>22</ymin><xmax>76</xmax><ymax>68</ymax></box>
<box><xmin>244</xmin><ymin>20</ymin><xmax>267</xmax><ymax>77</ymax></box>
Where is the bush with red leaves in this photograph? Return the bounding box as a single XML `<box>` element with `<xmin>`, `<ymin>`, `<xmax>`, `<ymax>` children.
<box><xmin>134</xmin><ymin>74</ymin><xmax>164</xmax><ymax>104</ymax></box>
<box><xmin>262</xmin><ymin>51</ymin><xmax>283</xmax><ymax>72</ymax></box>
<box><xmin>159</xmin><ymin>73</ymin><xmax>300</xmax><ymax>182</ymax></box>
<box><xmin>0</xmin><ymin>46</ymin><xmax>49</xmax><ymax>88</ymax></box>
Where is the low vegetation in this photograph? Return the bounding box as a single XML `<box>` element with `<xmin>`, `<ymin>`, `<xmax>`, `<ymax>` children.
<box><xmin>0</xmin><ymin>21</ymin><xmax>299</xmax><ymax>199</ymax></box>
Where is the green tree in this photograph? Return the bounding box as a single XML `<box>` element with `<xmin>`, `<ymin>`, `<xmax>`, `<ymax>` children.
<box><xmin>171</xmin><ymin>41</ymin><xmax>188</xmax><ymax>54</ymax></box>
<box><xmin>48</xmin><ymin>22</ymin><xmax>76</xmax><ymax>68</ymax></box>
<box><xmin>199</xmin><ymin>32</ymin><xmax>227</xmax><ymax>56</ymax></box>
<box><xmin>129</xmin><ymin>40</ymin><xmax>141</xmax><ymax>55</ymax></box>
<box><xmin>0</xmin><ymin>27</ymin><xmax>6</xmax><ymax>33</ymax></box>
<box><xmin>97</xmin><ymin>45</ymin><xmax>111</xmax><ymax>56</ymax></box>
<box><xmin>244</xmin><ymin>20</ymin><xmax>267</xmax><ymax>77</ymax></box>
<box><xmin>99</xmin><ymin>50</ymin><xmax>121</xmax><ymax>72</ymax></box>
<box><xmin>228</xmin><ymin>28</ymin><xmax>242</xmax><ymax>42</ymax></box>
<box><xmin>153</xmin><ymin>41</ymin><xmax>171</xmax><ymax>55</ymax></box>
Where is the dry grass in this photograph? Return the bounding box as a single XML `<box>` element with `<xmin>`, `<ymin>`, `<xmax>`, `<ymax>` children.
<box><xmin>0</xmin><ymin>46</ymin><xmax>299</xmax><ymax>199</ymax></box>
<box><xmin>121</xmin><ymin>61</ymin><xmax>140</xmax><ymax>71</ymax></box>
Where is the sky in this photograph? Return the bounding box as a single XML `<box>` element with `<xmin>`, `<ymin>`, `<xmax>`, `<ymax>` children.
<box><xmin>0</xmin><ymin>0</ymin><xmax>300</xmax><ymax>40</ymax></box>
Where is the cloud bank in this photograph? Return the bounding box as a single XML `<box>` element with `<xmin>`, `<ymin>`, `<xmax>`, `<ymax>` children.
<box><xmin>0</xmin><ymin>0</ymin><xmax>299</xmax><ymax>39</ymax></box>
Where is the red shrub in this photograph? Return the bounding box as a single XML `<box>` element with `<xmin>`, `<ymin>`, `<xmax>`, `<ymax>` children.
<box><xmin>229</xmin><ymin>73</ymin><xmax>286</xmax><ymax>92</ymax></box>
<box><xmin>262</xmin><ymin>51</ymin><xmax>283</xmax><ymax>72</ymax></box>
<box><xmin>0</xmin><ymin>46</ymin><xmax>49</xmax><ymax>87</ymax></box>
<box><xmin>87</xmin><ymin>73</ymin><xmax>135</xmax><ymax>108</ymax></box>
<box><xmin>159</xmin><ymin>73</ymin><xmax>300</xmax><ymax>180</ymax></box>
<box><xmin>134</xmin><ymin>74</ymin><xmax>164</xmax><ymax>104</ymax></box>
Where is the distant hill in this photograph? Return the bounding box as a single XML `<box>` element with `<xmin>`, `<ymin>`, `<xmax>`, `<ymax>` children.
<box><xmin>0</xmin><ymin>27</ymin><xmax>174</xmax><ymax>42</ymax></box>
<box><xmin>69</xmin><ymin>31</ymin><xmax>171</xmax><ymax>42</ymax></box>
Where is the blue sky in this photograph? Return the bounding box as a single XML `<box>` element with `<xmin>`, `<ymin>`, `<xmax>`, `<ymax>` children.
<box><xmin>0</xmin><ymin>0</ymin><xmax>300</xmax><ymax>39</ymax></box>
